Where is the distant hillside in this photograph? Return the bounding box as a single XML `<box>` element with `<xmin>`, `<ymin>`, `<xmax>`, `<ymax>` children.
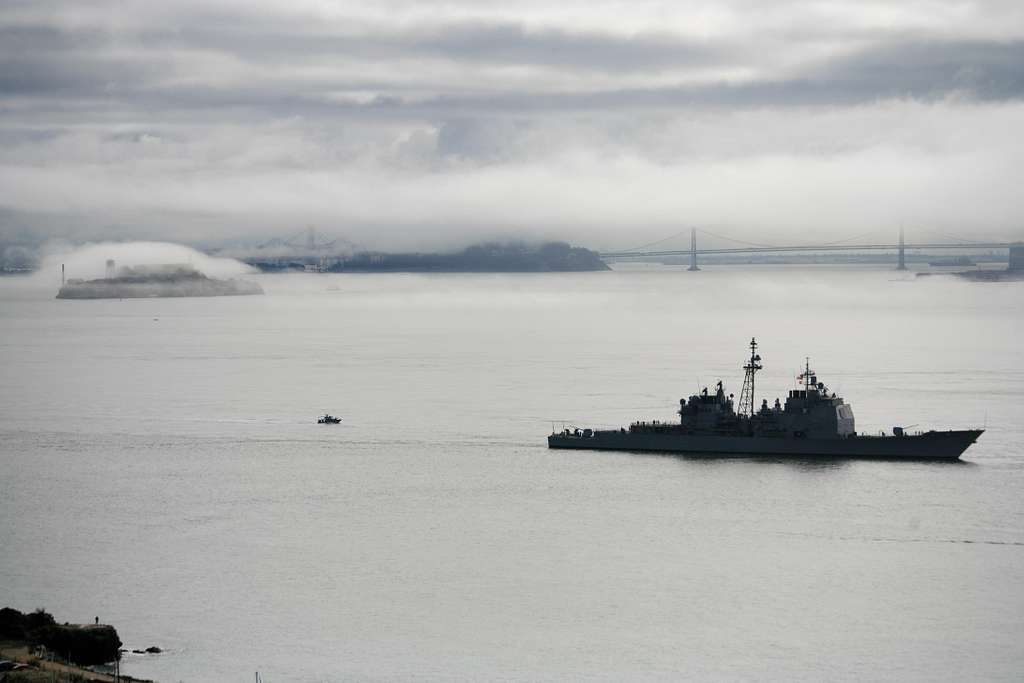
<box><xmin>320</xmin><ymin>242</ymin><xmax>609</xmax><ymax>273</ymax></box>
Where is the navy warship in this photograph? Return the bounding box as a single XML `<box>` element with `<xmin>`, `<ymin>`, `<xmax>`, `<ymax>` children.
<box><xmin>548</xmin><ymin>339</ymin><xmax>982</xmax><ymax>460</ymax></box>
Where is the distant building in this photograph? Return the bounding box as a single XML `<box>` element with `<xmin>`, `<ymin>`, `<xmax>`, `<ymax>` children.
<box><xmin>1009</xmin><ymin>243</ymin><xmax>1024</xmax><ymax>271</ymax></box>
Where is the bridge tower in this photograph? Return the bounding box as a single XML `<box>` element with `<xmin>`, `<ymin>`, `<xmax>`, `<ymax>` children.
<box><xmin>897</xmin><ymin>226</ymin><xmax>907</xmax><ymax>270</ymax></box>
<box><xmin>687</xmin><ymin>227</ymin><xmax>700</xmax><ymax>271</ymax></box>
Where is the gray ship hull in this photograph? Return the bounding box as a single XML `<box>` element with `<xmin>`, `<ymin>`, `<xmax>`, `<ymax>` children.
<box><xmin>548</xmin><ymin>429</ymin><xmax>982</xmax><ymax>460</ymax></box>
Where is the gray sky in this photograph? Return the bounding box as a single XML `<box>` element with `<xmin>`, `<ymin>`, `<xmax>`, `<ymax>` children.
<box><xmin>2</xmin><ymin>0</ymin><xmax>1023</xmax><ymax>250</ymax></box>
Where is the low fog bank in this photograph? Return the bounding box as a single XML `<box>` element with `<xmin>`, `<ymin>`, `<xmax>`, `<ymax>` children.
<box><xmin>30</xmin><ymin>241</ymin><xmax>257</xmax><ymax>288</ymax></box>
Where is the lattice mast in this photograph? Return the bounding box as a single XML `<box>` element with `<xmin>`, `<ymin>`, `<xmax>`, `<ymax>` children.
<box><xmin>738</xmin><ymin>337</ymin><xmax>762</xmax><ymax>417</ymax></box>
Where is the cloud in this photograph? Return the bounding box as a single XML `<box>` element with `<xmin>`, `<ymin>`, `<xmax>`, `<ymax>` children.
<box><xmin>33</xmin><ymin>240</ymin><xmax>256</xmax><ymax>287</ymax></box>
<box><xmin>1</xmin><ymin>1</ymin><xmax>1024</xmax><ymax>249</ymax></box>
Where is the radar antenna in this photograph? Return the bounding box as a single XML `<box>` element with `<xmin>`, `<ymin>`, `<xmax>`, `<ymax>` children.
<box><xmin>738</xmin><ymin>337</ymin><xmax>762</xmax><ymax>417</ymax></box>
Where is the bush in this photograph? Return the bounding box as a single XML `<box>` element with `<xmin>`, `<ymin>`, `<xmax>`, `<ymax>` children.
<box><xmin>34</xmin><ymin>624</ymin><xmax>122</xmax><ymax>666</ymax></box>
<box><xmin>23</xmin><ymin>610</ymin><xmax>56</xmax><ymax>639</ymax></box>
<box><xmin>0</xmin><ymin>607</ymin><xmax>27</xmax><ymax>639</ymax></box>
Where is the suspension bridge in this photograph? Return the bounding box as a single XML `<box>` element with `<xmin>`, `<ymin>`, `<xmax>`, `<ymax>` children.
<box><xmin>600</xmin><ymin>228</ymin><xmax>1021</xmax><ymax>271</ymax></box>
<box><xmin>256</xmin><ymin>227</ymin><xmax>357</xmax><ymax>253</ymax></box>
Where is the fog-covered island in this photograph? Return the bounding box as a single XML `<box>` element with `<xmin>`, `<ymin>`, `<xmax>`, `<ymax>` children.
<box><xmin>248</xmin><ymin>242</ymin><xmax>610</xmax><ymax>273</ymax></box>
<box><xmin>56</xmin><ymin>264</ymin><xmax>263</xmax><ymax>299</ymax></box>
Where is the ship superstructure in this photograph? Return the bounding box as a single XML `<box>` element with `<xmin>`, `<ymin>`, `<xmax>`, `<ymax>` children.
<box><xmin>548</xmin><ymin>339</ymin><xmax>981</xmax><ymax>460</ymax></box>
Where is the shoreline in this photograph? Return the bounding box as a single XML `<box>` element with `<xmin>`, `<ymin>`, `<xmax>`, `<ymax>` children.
<box><xmin>0</xmin><ymin>640</ymin><xmax>153</xmax><ymax>683</ymax></box>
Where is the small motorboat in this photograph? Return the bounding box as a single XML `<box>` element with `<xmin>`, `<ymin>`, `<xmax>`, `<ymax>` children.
<box><xmin>317</xmin><ymin>414</ymin><xmax>342</xmax><ymax>424</ymax></box>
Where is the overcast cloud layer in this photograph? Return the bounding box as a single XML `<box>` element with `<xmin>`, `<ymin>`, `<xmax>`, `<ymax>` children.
<box><xmin>2</xmin><ymin>0</ymin><xmax>1023</xmax><ymax>250</ymax></box>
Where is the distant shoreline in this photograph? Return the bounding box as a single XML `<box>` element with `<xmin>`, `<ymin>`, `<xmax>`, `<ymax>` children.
<box><xmin>244</xmin><ymin>241</ymin><xmax>610</xmax><ymax>273</ymax></box>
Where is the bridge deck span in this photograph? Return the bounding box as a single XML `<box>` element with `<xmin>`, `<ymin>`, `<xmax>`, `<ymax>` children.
<box><xmin>601</xmin><ymin>242</ymin><xmax>1014</xmax><ymax>258</ymax></box>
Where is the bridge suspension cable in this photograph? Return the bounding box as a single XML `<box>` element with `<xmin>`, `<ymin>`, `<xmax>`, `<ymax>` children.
<box><xmin>695</xmin><ymin>228</ymin><xmax>888</xmax><ymax>250</ymax></box>
<box><xmin>937</xmin><ymin>232</ymin><xmax>988</xmax><ymax>244</ymax></box>
<box><xmin>618</xmin><ymin>227</ymin><xmax>887</xmax><ymax>253</ymax></box>
<box><xmin>695</xmin><ymin>228</ymin><xmax>779</xmax><ymax>249</ymax></box>
<box><xmin>619</xmin><ymin>229</ymin><xmax>693</xmax><ymax>253</ymax></box>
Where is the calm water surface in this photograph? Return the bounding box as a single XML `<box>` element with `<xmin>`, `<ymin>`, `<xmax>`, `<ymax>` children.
<box><xmin>1</xmin><ymin>266</ymin><xmax>1022</xmax><ymax>681</ymax></box>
